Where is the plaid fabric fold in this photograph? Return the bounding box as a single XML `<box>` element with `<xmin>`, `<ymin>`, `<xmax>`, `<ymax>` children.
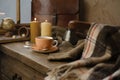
<box><xmin>103</xmin><ymin>68</ymin><xmax>120</xmax><ymax>80</ymax></box>
<box><xmin>84</xmin><ymin>25</ymin><xmax>120</xmax><ymax>80</ymax></box>
<box><xmin>82</xmin><ymin>23</ymin><xmax>111</xmax><ymax>59</ymax></box>
<box><xmin>82</xmin><ymin>23</ymin><xmax>105</xmax><ymax>58</ymax></box>
<box><xmin>45</xmin><ymin>23</ymin><xmax>120</xmax><ymax>80</ymax></box>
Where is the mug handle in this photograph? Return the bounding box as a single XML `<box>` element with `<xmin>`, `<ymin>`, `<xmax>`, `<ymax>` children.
<box><xmin>53</xmin><ymin>40</ymin><xmax>58</xmax><ymax>47</ymax></box>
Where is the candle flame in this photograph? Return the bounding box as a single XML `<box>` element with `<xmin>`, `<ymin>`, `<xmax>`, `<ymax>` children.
<box><xmin>34</xmin><ymin>18</ymin><xmax>37</xmax><ymax>21</ymax></box>
<box><xmin>45</xmin><ymin>20</ymin><xmax>48</xmax><ymax>22</ymax></box>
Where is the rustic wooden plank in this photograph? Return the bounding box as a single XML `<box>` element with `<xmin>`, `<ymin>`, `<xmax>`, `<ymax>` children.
<box><xmin>1</xmin><ymin>53</ymin><xmax>46</xmax><ymax>80</ymax></box>
<box><xmin>0</xmin><ymin>42</ymin><xmax>66</xmax><ymax>75</ymax></box>
<box><xmin>0</xmin><ymin>36</ymin><xmax>29</xmax><ymax>44</ymax></box>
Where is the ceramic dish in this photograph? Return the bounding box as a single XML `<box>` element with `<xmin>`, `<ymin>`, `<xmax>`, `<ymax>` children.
<box><xmin>32</xmin><ymin>45</ymin><xmax>58</xmax><ymax>53</ymax></box>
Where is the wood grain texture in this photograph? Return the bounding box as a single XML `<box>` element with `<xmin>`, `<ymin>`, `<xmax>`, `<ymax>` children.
<box><xmin>1</xmin><ymin>54</ymin><xmax>45</xmax><ymax>80</ymax></box>
<box><xmin>0</xmin><ymin>36</ymin><xmax>29</xmax><ymax>44</ymax></box>
<box><xmin>16</xmin><ymin>0</ymin><xmax>21</xmax><ymax>24</ymax></box>
<box><xmin>0</xmin><ymin>42</ymin><xmax>66</xmax><ymax>75</ymax></box>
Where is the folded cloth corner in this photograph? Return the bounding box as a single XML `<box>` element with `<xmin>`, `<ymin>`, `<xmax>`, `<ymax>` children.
<box><xmin>47</xmin><ymin>39</ymin><xmax>84</xmax><ymax>61</ymax></box>
<box><xmin>45</xmin><ymin>23</ymin><xmax>120</xmax><ymax>80</ymax></box>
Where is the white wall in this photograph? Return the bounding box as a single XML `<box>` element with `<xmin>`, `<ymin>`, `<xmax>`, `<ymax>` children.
<box><xmin>0</xmin><ymin>0</ymin><xmax>31</xmax><ymax>23</ymax></box>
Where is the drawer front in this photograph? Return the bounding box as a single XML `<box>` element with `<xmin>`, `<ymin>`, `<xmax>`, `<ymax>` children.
<box><xmin>1</xmin><ymin>54</ymin><xmax>45</xmax><ymax>80</ymax></box>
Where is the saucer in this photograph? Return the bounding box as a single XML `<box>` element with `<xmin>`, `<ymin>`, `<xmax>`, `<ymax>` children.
<box><xmin>32</xmin><ymin>45</ymin><xmax>59</xmax><ymax>53</ymax></box>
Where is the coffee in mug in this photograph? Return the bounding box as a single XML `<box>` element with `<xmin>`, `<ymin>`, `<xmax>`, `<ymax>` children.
<box><xmin>35</xmin><ymin>36</ymin><xmax>58</xmax><ymax>50</ymax></box>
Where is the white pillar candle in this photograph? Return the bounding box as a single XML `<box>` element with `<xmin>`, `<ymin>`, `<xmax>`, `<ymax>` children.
<box><xmin>41</xmin><ymin>20</ymin><xmax>52</xmax><ymax>36</ymax></box>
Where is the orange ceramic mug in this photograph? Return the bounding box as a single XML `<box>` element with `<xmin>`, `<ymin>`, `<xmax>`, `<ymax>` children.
<box><xmin>35</xmin><ymin>36</ymin><xmax>58</xmax><ymax>50</ymax></box>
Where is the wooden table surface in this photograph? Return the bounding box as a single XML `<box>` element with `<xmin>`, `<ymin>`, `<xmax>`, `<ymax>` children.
<box><xmin>0</xmin><ymin>42</ymin><xmax>66</xmax><ymax>75</ymax></box>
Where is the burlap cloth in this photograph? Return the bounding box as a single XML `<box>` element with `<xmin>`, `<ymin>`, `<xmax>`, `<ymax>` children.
<box><xmin>45</xmin><ymin>24</ymin><xmax>120</xmax><ymax>80</ymax></box>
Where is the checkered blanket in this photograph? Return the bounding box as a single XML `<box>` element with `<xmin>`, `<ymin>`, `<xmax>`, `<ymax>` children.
<box><xmin>82</xmin><ymin>23</ymin><xmax>107</xmax><ymax>58</ymax></box>
<box><xmin>45</xmin><ymin>23</ymin><xmax>120</xmax><ymax>80</ymax></box>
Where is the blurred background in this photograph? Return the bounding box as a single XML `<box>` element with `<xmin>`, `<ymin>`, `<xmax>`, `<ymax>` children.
<box><xmin>0</xmin><ymin>0</ymin><xmax>31</xmax><ymax>23</ymax></box>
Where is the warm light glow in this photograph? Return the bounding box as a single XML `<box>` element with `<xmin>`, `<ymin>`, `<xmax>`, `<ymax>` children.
<box><xmin>34</xmin><ymin>18</ymin><xmax>37</xmax><ymax>21</ymax></box>
<box><xmin>45</xmin><ymin>20</ymin><xmax>48</xmax><ymax>22</ymax></box>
